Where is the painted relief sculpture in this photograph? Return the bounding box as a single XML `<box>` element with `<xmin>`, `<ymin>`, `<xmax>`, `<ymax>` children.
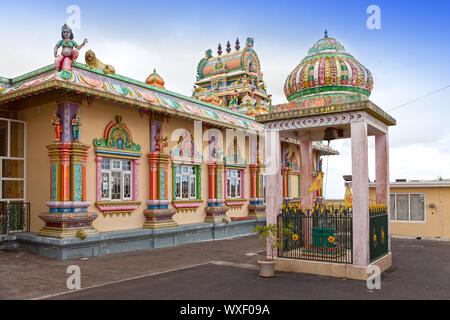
<box><xmin>85</xmin><ymin>50</ymin><xmax>116</xmax><ymax>75</ymax></box>
<box><xmin>155</xmin><ymin>129</ymin><xmax>168</xmax><ymax>153</ymax></box>
<box><xmin>52</xmin><ymin>111</ymin><xmax>62</xmax><ymax>141</ymax></box>
<box><xmin>71</xmin><ymin>110</ymin><xmax>80</xmax><ymax>142</ymax></box>
<box><xmin>54</xmin><ymin>24</ymin><xmax>88</xmax><ymax>71</ymax></box>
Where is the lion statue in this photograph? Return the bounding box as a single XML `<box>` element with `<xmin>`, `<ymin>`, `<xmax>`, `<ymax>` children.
<box><xmin>85</xmin><ymin>50</ymin><xmax>116</xmax><ymax>75</ymax></box>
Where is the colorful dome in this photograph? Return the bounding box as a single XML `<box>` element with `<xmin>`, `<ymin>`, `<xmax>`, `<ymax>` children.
<box><xmin>284</xmin><ymin>32</ymin><xmax>373</xmax><ymax>102</ymax></box>
<box><xmin>145</xmin><ymin>69</ymin><xmax>165</xmax><ymax>89</ymax></box>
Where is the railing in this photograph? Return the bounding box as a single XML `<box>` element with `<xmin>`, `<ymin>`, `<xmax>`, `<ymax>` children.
<box><xmin>0</xmin><ymin>202</ymin><xmax>30</xmax><ymax>235</ymax></box>
<box><xmin>278</xmin><ymin>203</ymin><xmax>353</xmax><ymax>264</ymax></box>
<box><xmin>369</xmin><ymin>204</ymin><xmax>389</xmax><ymax>262</ymax></box>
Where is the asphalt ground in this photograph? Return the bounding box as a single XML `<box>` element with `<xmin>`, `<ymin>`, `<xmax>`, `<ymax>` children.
<box><xmin>50</xmin><ymin>238</ymin><xmax>450</xmax><ymax>300</ymax></box>
<box><xmin>0</xmin><ymin>235</ymin><xmax>449</xmax><ymax>301</ymax></box>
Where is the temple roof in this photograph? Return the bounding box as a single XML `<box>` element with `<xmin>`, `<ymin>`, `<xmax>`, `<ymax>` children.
<box><xmin>0</xmin><ymin>61</ymin><xmax>336</xmax><ymax>153</ymax></box>
<box><xmin>0</xmin><ymin>63</ymin><xmax>263</xmax><ymax>132</ymax></box>
<box><xmin>196</xmin><ymin>38</ymin><xmax>262</xmax><ymax>82</ymax></box>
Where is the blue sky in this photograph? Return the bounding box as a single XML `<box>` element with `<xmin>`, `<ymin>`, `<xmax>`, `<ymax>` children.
<box><xmin>1</xmin><ymin>0</ymin><xmax>449</xmax><ymax>198</ymax></box>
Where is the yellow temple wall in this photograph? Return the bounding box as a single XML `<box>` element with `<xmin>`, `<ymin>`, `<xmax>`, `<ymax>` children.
<box><xmin>19</xmin><ymin>103</ymin><xmax>54</xmax><ymax>232</ymax></box>
<box><xmin>81</xmin><ymin>101</ymin><xmax>149</xmax><ymax>232</ymax></box>
<box><xmin>17</xmin><ymin>98</ymin><xmax>263</xmax><ymax>233</ymax></box>
<box><xmin>369</xmin><ymin>186</ymin><xmax>450</xmax><ymax>239</ymax></box>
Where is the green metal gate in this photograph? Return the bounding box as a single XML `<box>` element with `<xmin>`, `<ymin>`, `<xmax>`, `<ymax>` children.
<box><xmin>0</xmin><ymin>202</ymin><xmax>30</xmax><ymax>234</ymax></box>
<box><xmin>369</xmin><ymin>209</ymin><xmax>389</xmax><ymax>262</ymax></box>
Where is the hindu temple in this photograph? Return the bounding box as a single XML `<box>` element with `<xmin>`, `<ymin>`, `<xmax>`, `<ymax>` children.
<box><xmin>0</xmin><ymin>25</ymin><xmax>395</xmax><ymax>280</ymax></box>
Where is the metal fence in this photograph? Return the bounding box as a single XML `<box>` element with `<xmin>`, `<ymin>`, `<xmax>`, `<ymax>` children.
<box><xmin>0</xmin><ymin>202</ymin><xmax>30</xmax><ymax>235</ymax></box>
<box><xmin>278</xmin><ymin>203</ymin><xmax>353</xmax><ymax>264</ymax></box>
<box><xmin>369</xmin><ymin>205</ymin><xmax>389</xmax><ymax>262</ymax></box>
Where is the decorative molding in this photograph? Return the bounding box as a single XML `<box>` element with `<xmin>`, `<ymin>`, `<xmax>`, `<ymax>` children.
<box><xmin>93</xmin><ymin>115</ymin><xmax>142</xmax><ymax>158</ymax></box>
<box><xmin>225</xmin><ymin>198</ymin><xmax>248</xmax><ymax>207</ymax></box>
<box><xmin>172</xmin><ymin>199</ymin><xmax>203</xmax><ymax>212</ymax></box>
<box><xmin>266</xmin><ymin>111</ymin><xmax>366</xmax><ymax>131</ymax></box>
<box><xmin>55</xmin><ymin>90</ymin><xmax>83</xmax><ymax>104</ymax></box>
<box><xmin>95</xmin><ymin>200</ymin><xmax>141</xmax><ymax>216</ymax></box>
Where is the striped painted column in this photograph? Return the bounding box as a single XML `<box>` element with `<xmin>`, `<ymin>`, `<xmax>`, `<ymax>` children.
<box><xmin>205</xmin><ymin>161</ymin><xmax>228</xmax><ymax>222</ymax></box>
<box><xmin>281</xmin><ymin>167</ymin><xmax>289</xmax><ymax>200</ymax></box>
<box><xmin>248</xmin><ymin>163</ymin><xmax>266</xmax><ymax>218</ymax></box>
<box><xmin>40</xmin><ymin>142</ymin><xmax>97</xmax><ymax>239</ymax></box>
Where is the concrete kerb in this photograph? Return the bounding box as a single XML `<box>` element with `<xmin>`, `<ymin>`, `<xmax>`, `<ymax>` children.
<box><xmin>275</xmin><ymin>252</ymin><xmax>392</xmax><ymax>280</ymax></box>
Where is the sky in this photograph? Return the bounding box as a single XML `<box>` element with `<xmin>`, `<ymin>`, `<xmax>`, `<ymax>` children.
<box><xmin>1</xmin><ymin>0</ymin><xmax>449</xmax><ymax>198</ymax></box>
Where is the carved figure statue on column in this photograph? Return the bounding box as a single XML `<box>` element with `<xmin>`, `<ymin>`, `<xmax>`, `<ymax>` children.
<box><xmin>72</xmin><ymin>109</ymin><xmax>81</xmax><ymax>142</ymax></box>
<box><xmin>52</xmin><ymin>111</ymin><xmax>62</xmax><ymax>142</ymax></box>
<box><xmin>54</xmin><ymin>24</ymin><xmax>88</xmax><ymax>71</ymax></box>
<box><xmin>155</xmin><ymin>129</ymin><xmax>168</xmax><ymax>154</ymax></box>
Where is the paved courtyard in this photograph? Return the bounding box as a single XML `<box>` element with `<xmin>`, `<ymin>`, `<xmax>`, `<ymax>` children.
<box><xmin>0</xmin><ymin>236</ymin><xmax>449</xmax><ymax>300</ymax></box>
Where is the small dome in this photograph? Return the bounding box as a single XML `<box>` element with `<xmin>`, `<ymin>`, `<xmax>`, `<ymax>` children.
<box><xmin>205</xmin><ymin>92</ymin><xmax>221</xmax><ymax>106</ymax></box>
<box><xmin>146</xmin><ymin>69</ymin><xmax>165</xmax><ymax>89</ymax></box>
<box><xmin>284</xmin><ymin>32</ymin><xmax>373</xmax><ymax>103</ymax></box>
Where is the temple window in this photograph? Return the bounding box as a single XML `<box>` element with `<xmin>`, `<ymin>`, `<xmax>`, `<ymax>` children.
<box><xmin>224</xmin><ymin>136</ymin><xmax>247</xmax><ymax>207</ymax></box>
<box><xmin>175</xmin><ymin>165</ymin><xmax>197</xmax><ymax>200</ymax></box>
<box><xmin>170</xmin><ymin>129</ymin><xmax>203</xmax><ymax>211</ymax></box>
<box><xmin>100</xmin><ymin>158</ymin><xmax>133</xmax><ymax>201</ymax></box>
<box><xmin>93</xmin><ymin>115</ymin><xmax>141</xmax><ymax>216</ymax></box>
<box><xmin>0</xmin><ymin>118</ymin><xmax>26</xmax><ymax>202</ymax></box>
<box><xmin>226</xmin><ymin>168</ymin><xmax>242</xmax><ymax>198</ymax></box>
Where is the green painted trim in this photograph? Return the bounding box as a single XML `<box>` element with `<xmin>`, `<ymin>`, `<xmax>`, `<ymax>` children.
<box><xmin>300</xmin><ymin>52</ymin><xmax>355</xmax><ymax>64</ymax></box>
<box><xmin>196</xmin><ymin>165</ymin><xmax>202</xmax><ymax>200</ymax></box>
<box><xmin>172</xmin><ymin>163</ymin><xmax>177</xmax><ymax>201</ymax></box>
<box><xmin>0</xmin><ymin>77</ymin><xmax>10</xmax><ymax>84</ymax></box>
<box><xmin>11</xmin><ymin>64</ymin><xmax>56</xmax><ymax>84</ymax></box>
<box><xmin>287</xmin><ymin>86</ymin><xmax>371</xmax><ymax>102</ymax></box>
<box><xmin>224</xmin><ymin>163</ymin><xmax>247</xmax><ymax>169</ymax></box>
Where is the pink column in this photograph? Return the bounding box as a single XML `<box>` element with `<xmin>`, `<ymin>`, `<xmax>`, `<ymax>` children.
<box><xmin>351</xmin><ymin>121</ymin><xmax>370</xmax><ymax>266</ymax></box>
<box><xmin>133</xmin><ymin>159</ymin><xmax>140</xmax><ymax>201</ymax></box>
<box><xmin>241</xmin><ymin>169</ymin><xmax>245</xmax><ymax>199</ymax></box>
<box><xmin>375</xmin><ymin>132</ymin><xmax>391</xmax><ymax>251</ymax></box>
<box><xmin>95</xmin><ymin>156</ymin><xmax>103</xmax><ymax>202</ymax></box>
<box><xmin>264</xmin><ymin>130</ymin><xmax>282</xmax><ymax>258</ymax></box>
<box><xmin>300</xmin><ymin>140</ymin><xmax>313</xmax><ymax>209</ymax></box>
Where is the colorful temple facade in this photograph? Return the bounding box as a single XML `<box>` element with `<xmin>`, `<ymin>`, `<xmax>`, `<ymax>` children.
<box><xmin>0</xmin><ymin>25</ymin><xmax>338</xmax><ymax>258</ymax></box>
